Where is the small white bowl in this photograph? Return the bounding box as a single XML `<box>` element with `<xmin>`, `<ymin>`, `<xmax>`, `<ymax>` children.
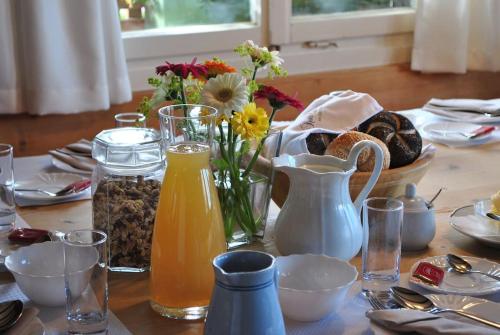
<box><xmin>5</xmin><ymin>241</ymin><xmax>97</xmax><ymax>306</ymax></box>
<box><xmin>276</xmin><ymin>254</ymin><xmax>358</xmax><ymax>322</ymax></box>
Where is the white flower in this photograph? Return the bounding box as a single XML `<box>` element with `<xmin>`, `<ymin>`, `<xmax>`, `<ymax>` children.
<box><xmin>201</xmin><ymin>73</ymin><xmax>248</xmax><ymax>117</ymax></box>
<box><xmin>269</xmin><ymin>50</ymin><xmax>284</xmax><ymax>67</ymax></box>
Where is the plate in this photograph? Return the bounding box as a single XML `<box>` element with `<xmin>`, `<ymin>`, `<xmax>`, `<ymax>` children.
<box><xmin>15</xmin><ymin>173</ymin><xmax>87</xmax><ymax>201</ymax></box>
<box><xmin>409</xmin><ymin>255</ymin><xmax>500</xmax><ymax>296</ymax></box>
<box><xmin>52</xmin><ymin>157</ymin><xmax>93</xmax><ymax>176</ymax></box>
<box><xmin>429</xmin><ymin>294</ymin><xmax>500</xmax><ymax>323</ymax></box>
<box><xmin>422</xmin><ymin>122</ymin><xmax>493</xmax><ymax>147</ymax></box>
<box><xmin>450</xmin><ymin>205</ymin><xmax>500</xmax><ymax>248</ymax></box>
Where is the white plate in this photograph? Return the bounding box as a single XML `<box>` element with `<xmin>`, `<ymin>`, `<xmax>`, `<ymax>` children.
<box><xmin>422</xmin><ymin>122</ymin><xmax>493</xmax><ymax>147</ymax></box>
<box><xmin>429</xmin><ymin>294</ymin><xmax>500</xmax><ymax>323</ymax></box>
<box><xmin>15</xmin><ymin>173</ymin><xmax>87</xmax><ymax>201</ymax></box>
<box><xmin>409</xmin><ymin>255</ymin><xmax>500</xmax><ymax>296</ymax></box>
<box><xmin>51</xmin><ymin>157</ymin><xmax>93</xmax><ymax>176</ymax></box>
<box><xmin>450</xmin><ymin>205</ymin><xmax>500</xmax><ymax>248</ymax></box>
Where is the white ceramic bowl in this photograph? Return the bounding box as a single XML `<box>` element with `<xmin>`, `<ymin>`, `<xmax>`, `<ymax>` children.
<box><xmin>276</xmin><ymin>254</ymin><xmax>358</xmax><ymax>322</ymax></box>
<box><xmin>5</xmin><ymin>241</ymin><xmax>98</xmax><ymax>306</ymax></box>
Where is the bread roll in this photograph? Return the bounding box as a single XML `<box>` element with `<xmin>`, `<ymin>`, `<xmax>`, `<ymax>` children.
<box><xmin>306</xmin><ymin>133</ymin><xmax>337</xmax><ymax>155</ymax></box>
<box><xmin>325</xmin><ymin>131</ymin><xmax>391</xmax><ymax>171</ymax></box>
<box><xmin>358</xmin><ymin>111</ymin><xmax>422</xmax><ymax>168</ymax></box>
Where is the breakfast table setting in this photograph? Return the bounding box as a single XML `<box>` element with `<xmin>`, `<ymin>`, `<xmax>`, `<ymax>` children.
<box><xmin>1</xmin><ymin>41</ymin><xmax>500</xmax><ymax>334</ymax></box>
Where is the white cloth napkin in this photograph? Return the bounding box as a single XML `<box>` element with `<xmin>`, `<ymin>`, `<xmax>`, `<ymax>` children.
<box><xmin>264</xmin><ymin>90</ymin><xmax>383</xmax><ymax>157</ymax></box>
<box><xmin>5</xmin><ymin>307</ymin><xmax>44</xmax><ymax>335</ymax></box>
<box><xmin>367</xmin><ymin>309</ymin><xmax>498</xmax><ymax>335</ymax></box>
<box><xmin>48</xmin><ymin>150</ymin><xmax>95</xmax><ymax>172</ymax></box>
<box><xmin>0</xmin><ymin>283</ymin><xmax>131</xmax><ymax>335</ymax></box>
<box><xmin>423</xmin><ymin>98</ymin><xmax>500</xmax><ymax>123</ymax></box>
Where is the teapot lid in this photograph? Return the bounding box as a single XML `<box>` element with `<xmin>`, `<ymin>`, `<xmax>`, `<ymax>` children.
<box><xmin>397</xmin><ymin>183</ymin><xmax>428</xmax><ymax>211</ymax></box>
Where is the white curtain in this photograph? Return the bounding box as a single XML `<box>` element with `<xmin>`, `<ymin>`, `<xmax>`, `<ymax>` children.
<box><xmin>411</xmin><ymin>0</ymin><xmax>500</xmax><ymax>73</ymax></box>
<box><xmin>0</xmin><ymin>0</ymin><xmax>132</xmax><ymax>115</ymax></box>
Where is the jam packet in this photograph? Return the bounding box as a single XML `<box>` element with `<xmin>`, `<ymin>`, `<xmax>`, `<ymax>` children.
<box><xmin>8</xmin><ymin>228</ymin><xmax>51</xmax><ymax>245</ymax></box>
<box><xmin>413</xmin><ymin>262</ymin><xmax>445</xmax><ymax>286</ymax></box>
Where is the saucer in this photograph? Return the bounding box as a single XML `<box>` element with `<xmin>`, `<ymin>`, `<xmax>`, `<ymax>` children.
<box><xmin>450</xmin><ymin>205</ymin><xmax>500</xmax><ymax>248</ymax></box>
<box><xmin>15</xmin><ymin>173</ymin><xmax>88</xmax><ymax>202</ymax></box>
<box><xmin>409</xmin><ymin>255</ymin><xmax>500</xmax><ymax>296</ymax></box>
<box><xmin>422</xmin><ymin>122</ymin><xmax>493</xmax><ymax>147</ymax></box>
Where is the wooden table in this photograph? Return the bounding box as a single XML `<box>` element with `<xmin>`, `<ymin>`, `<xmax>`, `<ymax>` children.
<box><xmin>11</xmin><ymin>140</ymin><xmax>500</xmax><ymax>334</ymax></box>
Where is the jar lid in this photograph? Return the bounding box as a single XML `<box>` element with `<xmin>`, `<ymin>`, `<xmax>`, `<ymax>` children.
<box><xmin>92</xmin><ymin>127</ymin><xmax>164</xmax><ymax>168</ymax></box>
<box><xmin>396</xmin><ymin>183</ymin><xmax>428</xmax><ymax>211</ymax></box>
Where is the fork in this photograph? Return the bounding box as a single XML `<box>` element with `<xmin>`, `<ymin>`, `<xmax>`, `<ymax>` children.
<box><xmin>367</xmin><ymin>294</ymin><xmax>386</xmax><ymax>310</ymax></box>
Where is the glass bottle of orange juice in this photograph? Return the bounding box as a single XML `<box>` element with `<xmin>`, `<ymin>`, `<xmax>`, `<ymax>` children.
<box><xmin>150</xmin><ymin>104</ymin><xmax>226</xmax><ymax>320</ymax></box>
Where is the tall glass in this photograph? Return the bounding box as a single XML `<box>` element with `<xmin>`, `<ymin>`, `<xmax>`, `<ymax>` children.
<box><xmin>0</xmin><ymin>144</ymin><xmax>15</xmax><ymax>233</ymax></box>
<box><xmin>64</xmin><ymin>230</ymin><xmax>108</xmax><ymax>334</ymax></box>
<box><xmin>114</xmin><ymin>112</ymin><xmax>146</xmax><ymax>127</ymax></box>
<box><xmin>362</xmin><ymin>197</ymin><xmax>404</xmax><ymax>294</ymax></box>
<box><xmin>151</xmin><ymin>104</ymin><xmax>226</xmax><ymax>319</ymax></box>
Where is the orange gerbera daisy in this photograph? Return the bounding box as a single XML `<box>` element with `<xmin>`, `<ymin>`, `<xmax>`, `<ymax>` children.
<box><xmin>204</xmin><ymin>58</ymin><xmax>236</xmax><ymax>79</ymax></box>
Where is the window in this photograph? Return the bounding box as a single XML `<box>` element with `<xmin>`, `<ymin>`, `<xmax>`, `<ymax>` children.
<box><xmin>292</xmin><ymin>0</ymin><xmax>413</xmax><ymax>16</ymax></box>
<box><xmin>120</xmin><ymin>0</ymin><xmax>416</xmax><ymax>91</ymax></box>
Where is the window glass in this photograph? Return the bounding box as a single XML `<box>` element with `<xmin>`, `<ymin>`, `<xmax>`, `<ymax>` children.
<box><xmin>292</xmin><ymin>0</ymin><xmax>413</xmax><ymax>16</ymax></box>
<box><xmin>119</xmin><ymin>0</ymin><xmax>252</xmax><ymax>31</ymax></box>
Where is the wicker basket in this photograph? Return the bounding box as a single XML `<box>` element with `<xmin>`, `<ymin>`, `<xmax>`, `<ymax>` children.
<box><xmin>251</xmin><ymin>149</ymin><xmax>436</xmax><ymax>208</ymax></box>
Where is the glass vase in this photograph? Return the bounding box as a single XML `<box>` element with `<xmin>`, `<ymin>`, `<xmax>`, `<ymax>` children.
<box><xmin>216</xmin><ymin>170</ymin><xmax>271</xmax><ymax>249</ymax></box>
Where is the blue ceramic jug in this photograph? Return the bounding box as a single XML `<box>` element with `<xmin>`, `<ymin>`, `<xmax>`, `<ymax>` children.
<box><xmin>204</xmin><ymin>251</ymin><xmax>285</xmax><ymax>335</ymax></box>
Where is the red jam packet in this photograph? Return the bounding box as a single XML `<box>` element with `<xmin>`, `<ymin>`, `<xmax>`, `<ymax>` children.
<box><xmin>413</xmin><ymin>262</ymin><xmax>445</xmax><ymax>286</ymax></box>
<box><xmin>8</xmin><ymin>228</ymin><xmax>51</xmax><ymax>245</ymax></box>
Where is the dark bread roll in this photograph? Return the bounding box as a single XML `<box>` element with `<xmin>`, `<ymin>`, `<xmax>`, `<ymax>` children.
<box><xmin>306</xmin><ymin>133</ymin><xmax>338</xmax><ymax>155</ymax></box>
<box><xmin>358</xmin><ymin>111</ymin><xmax>422</xmax><ymax>168</ymax></box>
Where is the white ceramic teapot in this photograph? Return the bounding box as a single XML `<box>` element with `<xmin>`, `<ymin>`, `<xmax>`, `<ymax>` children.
<box><xmin>272</xmin><ymin>140</ymin><xmax>384</xmax><ymax>261</ymax></box>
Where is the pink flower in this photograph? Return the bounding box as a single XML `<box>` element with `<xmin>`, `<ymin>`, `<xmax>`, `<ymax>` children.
<box><xmin>156</xmin><ymin>58</ymin><xmax>208</xmax><ymax>79</ymax></box>
<box><xmin>254</xmin><ymin>85</ymin><xmax>304</xmax><ymax>110</ymax></box>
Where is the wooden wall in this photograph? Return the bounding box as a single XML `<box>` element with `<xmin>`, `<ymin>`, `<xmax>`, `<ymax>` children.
<box><xmin>2</xmin><ymin>63</ymin><xmax>500</xmax><ymax>157</ymax></box>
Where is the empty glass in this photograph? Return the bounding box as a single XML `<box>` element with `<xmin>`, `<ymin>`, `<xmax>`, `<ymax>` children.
<box><xmin>362</xmin><ymin>197</ymin><xmax>404</xmax><ymax>293</ymax></box>
<box><xmin>114</xmin><ymin>112</ymin><xmax>146</xmax><ymax>128</ymax></box>
<box><xmin>64</xmin><ymin>230</ymin><xmax>108</xmax><ymax>334</ymax></box>
<box><xmin>0</xmin><ymin>144</ymin><xmax>15</xmax><ymax>233</ymax></box>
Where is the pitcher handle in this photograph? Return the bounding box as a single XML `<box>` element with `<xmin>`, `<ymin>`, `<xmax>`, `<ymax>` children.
<box><xmin>346</xmin><ymin>140</ymin><xmax>384</xmax><ymax>214</ymax></box>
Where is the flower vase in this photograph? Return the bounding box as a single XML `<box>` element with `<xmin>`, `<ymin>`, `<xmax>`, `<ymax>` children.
<box><xmin>216</xmin><ymin>170</ymin><xmax>272</xmax><ymax>249</ymax></box>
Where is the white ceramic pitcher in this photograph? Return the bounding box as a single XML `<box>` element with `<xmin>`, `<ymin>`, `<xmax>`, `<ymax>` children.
<box><xmin>272</xmin><ymin>140</ymin><xmax>384</xmax><ymax>261</ymax></box>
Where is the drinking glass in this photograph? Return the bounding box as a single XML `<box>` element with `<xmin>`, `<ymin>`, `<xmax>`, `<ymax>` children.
<box><xmin>114</xmin><ymin>112</ymin><xmax>146</xmax><ymax>128</ymax></box>
<box><xmin>362</xmin><ymin>197</ymin><xmax>404</xmax><ymax>293</ymax></box>
<box><xmin>0</xmin><ymin>144</ymin><xmax>15</xmax><ymax>233</ymax></box>
<box><xmin>64</xmin><ymin>230</ymin><xmax>108</xmax><ymax>334</ymax></box>
<box><xmin>151</xmin><ymin>104</ymin><xmax>226</xmax><ymax>319</ymax></box>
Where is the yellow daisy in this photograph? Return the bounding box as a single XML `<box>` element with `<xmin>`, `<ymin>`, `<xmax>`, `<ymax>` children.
<box><xmin>231</xmin><ymin>103</ymin><xmax>269</xmax><ymax>140</ymax></box>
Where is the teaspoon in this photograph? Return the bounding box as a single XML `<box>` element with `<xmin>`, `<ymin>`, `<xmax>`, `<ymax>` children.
<box><xmin>446</xmin><ymin>254</ymin><xmax>500</xmax><ymax>281</ymax></box>
<box><xmin>486</xmin><ymin>212</ymin><xmax>500</xmax><ymax>221</ymax></box>
<box><xmin>0</xmin><ymin>300</ymin><xmax>23</xmax><ymax>332</ymax></box>
<box><xmin>390</xmin><ymin>286</ymin><xmax>500</xmax><ymax>329</ymax></box>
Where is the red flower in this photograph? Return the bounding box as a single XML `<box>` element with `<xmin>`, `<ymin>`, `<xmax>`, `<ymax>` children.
<box><xmin>156</xmin><ymin>58</ymin><xmax>208</xmax><ymax>79</ymax></box>
<box><xmin>254</xmin><ymin>85</ymin><xmax>304</xmax><ymax>110</ymax></box>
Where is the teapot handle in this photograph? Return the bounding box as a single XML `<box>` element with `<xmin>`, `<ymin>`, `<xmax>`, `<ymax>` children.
<box><xmin>346</xmin><ymin>140</ymin><xmax>384</xmax><ymax>215</ymax></box>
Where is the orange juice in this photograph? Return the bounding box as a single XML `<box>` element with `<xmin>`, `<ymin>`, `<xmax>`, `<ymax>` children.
<box><xmin>150</xmin><ymin>143</ymin><xmax>226</xmax><ymax>319</ymax></box>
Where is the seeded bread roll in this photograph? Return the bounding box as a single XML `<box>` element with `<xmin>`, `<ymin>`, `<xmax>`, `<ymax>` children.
<box><xmin>325</xmin><ymin>131</ymin><xmax>390</xmax><ymax>172</ymax></box>
<box><xmin>358</xmin><ymin>111</ymin><xmax>422</xmax><ymax>168</ymax></box>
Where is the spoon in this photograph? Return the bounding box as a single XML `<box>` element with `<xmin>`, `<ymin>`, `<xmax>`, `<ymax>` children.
<box><xmin>426</xmin><ymin>187</ymin><xmax>444</xmax><ymax>209</ymax></box>
<box><xmin>446</xmin><ymin>254</ymin><xmax>500</xmax><ymax>281</ymax></box>
<box><xmin>390</xmin><ymin>286</ymin><xmax>500</xmax><ymax>329</ymax></box>
<box><xmin>487</xmin><ymin>212</ymin><xmax>500</xmax><ymax>221</ymax></box>
<box><xmin>0</xmin><ymin>300</ymin><xmax>23</xmax><ymax>332</ymax></box>
<box><xmin>16</xmin><ymin>179</ymin><xmax>91</xmax><ymax>197</ymax></box>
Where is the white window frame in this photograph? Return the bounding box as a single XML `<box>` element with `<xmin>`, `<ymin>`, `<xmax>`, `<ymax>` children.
<box><xmin>123</xmin><ymin>0</ymin><xmax>263</xmax><ymax>91</ymax></box>
<box><xmin>123</xmin><ymin>0</ymin><xmax>417</xmax><ymax>91</ymax></box>
<box><xmin>268</xmin><ymin>0</ymin><xmax>416</xmax><ymax>76</ymax></box>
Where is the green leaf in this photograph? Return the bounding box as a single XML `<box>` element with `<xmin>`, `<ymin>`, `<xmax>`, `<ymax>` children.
<box><xmin>212</xmin><ymin>158</ymin><xmax>229</xmax><ymax>171</ymax></box>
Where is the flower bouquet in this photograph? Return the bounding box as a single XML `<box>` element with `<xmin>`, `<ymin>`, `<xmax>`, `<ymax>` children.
<box><xmin>138</xmin><ymin>40</ymin><xmax>303</xmax><ymax>244</ymax></box>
